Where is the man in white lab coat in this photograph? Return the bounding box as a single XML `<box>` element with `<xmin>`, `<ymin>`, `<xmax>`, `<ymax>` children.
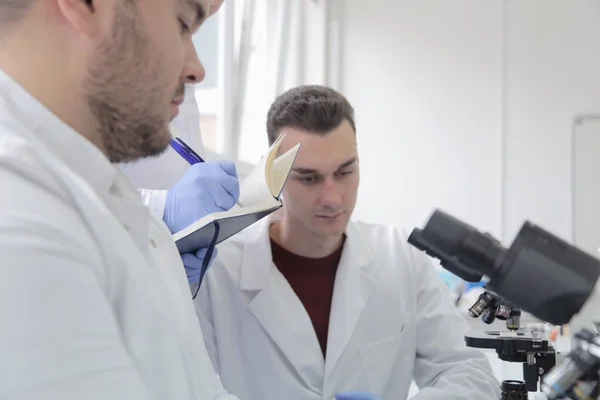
<box><xmin>194</xmin><ymin>85</ymin><xmax>502</xmax><ymax>400</ymax></box>
<box><xmin>0</xmin><ymin>0</ymin><xmax>240</xmax><ymax>398</ymax></box>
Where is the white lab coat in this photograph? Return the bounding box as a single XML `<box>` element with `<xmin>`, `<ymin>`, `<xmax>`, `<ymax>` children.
<box><xmin>119</xmin><ymin>88</ymin><xmax>205</xmax><ymax>218</ymax></box>
<box><xmin>195</xmin><ymin>217</ymin><xmax>501</xmax><ymax>400</ymax></box>
<box><xmin>0</xmin><ymin>70</ymin><xmax>237</xmax><ymax>400</ymax></box>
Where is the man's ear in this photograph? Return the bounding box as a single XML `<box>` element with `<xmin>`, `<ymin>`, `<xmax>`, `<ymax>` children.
<box><xmin>55</xmin><ymin>0</ymin><xmax>106</xmax><ymax>37</ymax></box>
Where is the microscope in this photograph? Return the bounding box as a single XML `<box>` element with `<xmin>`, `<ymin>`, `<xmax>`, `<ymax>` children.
<box><xmin>466</xmin><ymin>290</ymin><xmax>557</xmax><ymax>396</ymax></box>
<box><xmin>407</xmin><ymin>210</ymin><xmax>600</xmax><ymax>400</ymax></box>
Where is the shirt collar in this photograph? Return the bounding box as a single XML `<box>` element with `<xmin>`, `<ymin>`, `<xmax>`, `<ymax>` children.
<box><xmin>0</xmin><ymin>69</ymin><xmax>117</xmax><ymax>194</ymax></box>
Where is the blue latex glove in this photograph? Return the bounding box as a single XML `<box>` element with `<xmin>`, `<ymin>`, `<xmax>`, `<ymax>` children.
<box><xmin>163</xmin><ymin>160</ymin><xmax>239</xmax><ymax>234</ymax></box>
<box><xmin>181</xmin><ymin>247</ymin><xmax>218</xmax><ymax>288</ymax></box>
<box><xmin>163</xmin><ymin>160</ymin><xmax>239</xmax><ymax>287</ymax></box>
<box><xmin>335</xmin><ymin>391</ymin><xmax>382</xmax><ymax>400</ymax></box>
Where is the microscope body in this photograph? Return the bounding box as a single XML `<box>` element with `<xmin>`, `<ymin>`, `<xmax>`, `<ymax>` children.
<box><xmin>465</xmin><ymin>291</ymin><xmax>557</xmax><ymax>394</ymax></box>
<box><xmin>407</xmin><ymin>210</ymin><xmax>600</xmax><ymax>400</ymax></box>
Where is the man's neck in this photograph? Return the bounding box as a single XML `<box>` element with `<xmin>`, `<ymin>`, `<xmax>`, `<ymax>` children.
<box><xmin>270</xmin><ymin>219</ymin><xmax>344</xmax><ymax>259</ymax></box>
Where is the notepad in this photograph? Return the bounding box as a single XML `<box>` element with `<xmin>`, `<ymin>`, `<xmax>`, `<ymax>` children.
<box><xmin>173</xmin><ymin>134</ymin><xmax>301</xmax><ymax>254</ymax></box>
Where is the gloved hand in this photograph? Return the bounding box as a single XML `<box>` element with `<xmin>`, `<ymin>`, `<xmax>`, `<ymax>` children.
<box><xmin>334</xmin><ymin>391</ymin><xmax>382</xmax><ymax>400</ymax></box>
<box><xmin>163</xmin><ymin>160</ymin><xmax>239</xmax><ymax>288</ymax></box>
<box><xmin>163</xmin><ymin>160</ymin><xmax>239</xmax><ymax>234</ymax></box>
<box><xmin>181</xmin><ymin>247</ymin><xmax>217</xmax><ymax>287</ymax></box>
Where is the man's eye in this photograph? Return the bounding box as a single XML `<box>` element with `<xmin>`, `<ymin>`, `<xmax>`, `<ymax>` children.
<box><xmin>336</xmin><ymin>169</ymin><xmax>354</xmax><ymax>177</ymax></box>
<box><xmin>179</xmin><ymin>18</ymin><xmax>191</xmax><ymax>34</ymax></box>
<box><xmin>299</xmin><ymin>176</ymin><xmax>319</xmax><ymax>184</ymax></box>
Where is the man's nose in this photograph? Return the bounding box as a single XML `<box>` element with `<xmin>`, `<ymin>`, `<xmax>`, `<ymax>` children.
<box><xmin>319</xmin><ymin>177</ymin><xmax>343</xmax><ymax>206</ymax></box>
<box><xmin>181</xmin><ymin>42</ymin><xmax>206</xmax><ymax>84</ymax></box>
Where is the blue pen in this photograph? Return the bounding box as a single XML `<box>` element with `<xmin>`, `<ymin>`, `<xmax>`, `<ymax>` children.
<box><xmin>169</xmin><ymin>137</ymin><xmax>204</xmax><ymax>165</ymax></box>
<box><xmin>170</xmin><ymin>137</ymin><xmax>243</xmax><ymax>207</ymax></box>
<box><xmin>176</xmin><ymin>137</ymin><xmax>204</xmax><ymax>163</ymax></box>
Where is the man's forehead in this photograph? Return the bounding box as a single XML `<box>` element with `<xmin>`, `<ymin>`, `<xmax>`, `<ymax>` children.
<box><xmin>290</xmin><ymin>140</ymin><xmax>358</xmax><ymax>173</ymax></box>
<box><xmin>280</xmin><ymin>126</ymin><xmax>355</xmax><ymax>150</ymax></box>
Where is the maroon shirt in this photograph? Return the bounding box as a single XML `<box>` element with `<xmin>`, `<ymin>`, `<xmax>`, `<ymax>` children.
<box><xmin>270</xmin><ymin>238</ymin><xmax>343</xmax><ymax>357</ymax></box>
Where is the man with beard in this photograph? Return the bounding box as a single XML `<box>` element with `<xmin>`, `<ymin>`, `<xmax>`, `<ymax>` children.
<box><xmin>118</xmin><ymin>0</ymin><xmax>225</xmax><ymax>217</ymax></box>
<box><xmin>0</xmin><ymin>0</ymin><xmax>240</xmax><ymax>398</ymax></box>
<box><xmin>117</xmin><ymin>0</ymin><xmax>240</xmax><ymax>289</ymax></box>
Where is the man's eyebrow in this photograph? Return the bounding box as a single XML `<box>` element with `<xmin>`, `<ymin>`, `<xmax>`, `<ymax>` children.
<box><xmin>291</xmin><ymin>167</ymin><xmax>318</xmax><ymax>175</ymax></box>
<box><xmin>337</xmin><ymin>157</ymin><xmax>357</xmax><ymax>170</ymax></box>
<box><xmin>185</xmin><ymin>0</ymin><xmax>206</xmax><ymax>27</ymax></box>
<box><xmin>291</xmin><ymin>157</ymin><xmax>357</xmax><ymax>175</ymax></box>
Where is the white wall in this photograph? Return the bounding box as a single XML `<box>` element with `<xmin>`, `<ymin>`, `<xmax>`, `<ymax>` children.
<box><xmin>504</xmin><ymin>1</ymin><xmax>600</xmax><ymax>241</ymax></box>
<box><xmin>340</xmin><ymin>0</ymin><xmax>504</xmax><ymax>239</ymax></box>
<box><xmin>338</xmin><ymin>0</ymin><xmax>600</xmax><ymax>243</ymax></box>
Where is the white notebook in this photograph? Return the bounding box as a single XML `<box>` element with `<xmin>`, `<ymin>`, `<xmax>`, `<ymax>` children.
<box><xmin>173</xmin><ymin>134</ymin><xmax>301</xmax><ymax>253</ymax></box>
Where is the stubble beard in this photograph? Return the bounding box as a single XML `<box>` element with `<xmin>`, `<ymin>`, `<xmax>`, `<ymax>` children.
<box><xmin>83</xmin><ymin>1</ymin><xmax>172</xmax><ymax>163</ymax></box>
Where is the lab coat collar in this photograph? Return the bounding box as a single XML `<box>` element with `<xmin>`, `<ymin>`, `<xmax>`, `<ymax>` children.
<box><xmin>0</xmin><ymin>69</ymin><xmax>117</xmax><ymax>194</ymax></box>
<box><xmin>238</xmin><ymin>217</ymin><xmax>377</xmax><ymax>390</ymax></box>
<box><xmin>239</xmin><ymin>216</ymin><xmax>275</xmax><ymax>291</ymax></box>
<box><xmin>239</xmin><ymin>216</ymin><xmax>375</xmax><ymax>290</ymax></box>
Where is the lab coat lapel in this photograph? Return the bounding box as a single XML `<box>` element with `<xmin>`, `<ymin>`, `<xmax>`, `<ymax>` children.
<box><xmin>240</xmin><ymin>218</ymin><xmax>325</xmax><ymax>393</ymax></box>
<box><xmin>325</xmin><ymin>221</ymin><xmax>377</xmax><ymax>381</ymax></box>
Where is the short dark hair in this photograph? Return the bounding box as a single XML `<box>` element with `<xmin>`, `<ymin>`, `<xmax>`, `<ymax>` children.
<box><xmin>266</xmin><ymin>85</ymin><xmax>356</xmax><ymax>146</ymax></box>
<box><xmin>0</xmin><ymin>1</ymin><xmax>34</xmax><ymax>27</ymax></box>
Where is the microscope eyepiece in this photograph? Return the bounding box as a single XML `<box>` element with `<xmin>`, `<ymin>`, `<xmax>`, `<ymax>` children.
<box><xmin>408</xmin><ymin>209</ymin><xmax>600</xmax><ymax>325</ymax></box>
<box><xmin>407</xmin><ymin>211</ymin><xmax>503</xmax><ymax>282</ymax></box>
